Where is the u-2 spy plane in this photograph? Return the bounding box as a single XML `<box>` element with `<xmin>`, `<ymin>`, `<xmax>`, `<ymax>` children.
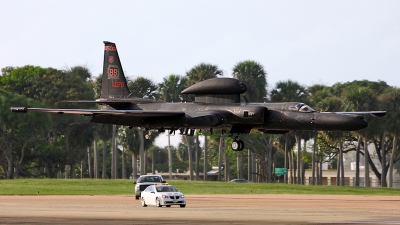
<box><xmin>11</xmin><ymin>41</ymin><xmax>386</xmax><ymax>151</ymax></box>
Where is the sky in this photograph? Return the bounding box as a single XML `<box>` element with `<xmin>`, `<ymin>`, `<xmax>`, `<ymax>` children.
<box><xmin>1</xmin><ymin>0</ymin><xmax>399</xmax><ymax>147</ymax></box>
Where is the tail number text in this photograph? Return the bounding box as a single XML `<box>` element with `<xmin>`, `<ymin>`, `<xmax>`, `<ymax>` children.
<box><xmin>112</xmin><ymin>82</ymin><xmax>125</xmax><ymax>88</ymax></box>
<box><xmin>109</xmin><ymin>68</ymin><xmax>119</xmax><ymax>77</ymax></box>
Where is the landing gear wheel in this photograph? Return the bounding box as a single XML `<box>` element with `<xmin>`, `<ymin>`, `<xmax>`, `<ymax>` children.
<box><xmin>232</xmin><ymin>140</ymin><xmax>244</xmax><ymax>151</ymax></box>
<box><xmin>231</xmin><ymin>140</ymin><xmax>240</xmax><ymax>151</ymax></box>
<box><xmin>156</xmin><ymin>198</ymin><xmax>162</xmax><ymax>207</ymax></box>
<box><xmin>238</xmin><ymin>140</ymin><xmax>245</xmax><ymax>151</ymax></box>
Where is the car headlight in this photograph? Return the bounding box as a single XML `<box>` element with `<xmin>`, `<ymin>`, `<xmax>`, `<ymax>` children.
<box><xmin>161</xmin><ymin>195</ymin><xmax>167</xmax><ymax>198</ymax></box>
<box><xmin>181</xmin><ymin>195</ymin><xmax>185</xmax><ymax>198</ymax></box>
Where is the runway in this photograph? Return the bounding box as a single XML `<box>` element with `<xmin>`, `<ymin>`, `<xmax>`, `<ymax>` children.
<box><xmin>1</xmin><ymin>195</ymin><xmax>400</xmax><ymax>224</ymax></box>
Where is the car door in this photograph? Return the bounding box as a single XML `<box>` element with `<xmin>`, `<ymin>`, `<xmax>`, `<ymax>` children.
<box><xmin>147</xmin><ymin>186</ymin><xmax>156</xmax><ymax>205</ymax></box>
<box><xmin>142</xmin><ymin>186</ymin><xmax>151</xmax><ymax>204</ymax></box>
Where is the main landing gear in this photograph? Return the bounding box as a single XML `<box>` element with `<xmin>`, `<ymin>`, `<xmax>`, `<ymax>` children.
<box><xmin>231</xmin><ymin>139</ymin><xmax>244</xmax><ymax>151</ymax></box>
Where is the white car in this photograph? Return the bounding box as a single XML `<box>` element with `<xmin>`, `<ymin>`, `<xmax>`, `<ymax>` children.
<box><xmin>140</xmin><ymin>184</ymin><xmax>186</xmax><ymax>208</ymax></box>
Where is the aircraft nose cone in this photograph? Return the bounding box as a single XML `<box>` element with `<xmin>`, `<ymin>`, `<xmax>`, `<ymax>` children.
<box><xmin>316</xmin><ymin>113</ymin><xmax>368</xmax><ymax>131</ymax></box>
<box><xmin>348</xmin><ymin>115</ymin><xmax>368</xmax><ymax>130</ymax></box>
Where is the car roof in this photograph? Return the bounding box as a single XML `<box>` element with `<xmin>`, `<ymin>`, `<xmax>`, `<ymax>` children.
<box><xmin>147</xmin><ymin>184</ymin><xmax>175</xmax><ymax>188</ymax></box>
<box><xmin>139</xmin><ymin>174</ymin><xmax>162</xmax><ymax>177</ymax></box>
<box><xmin>154</xmin><ymin>182</ymin><xmax>171</xmax><ymax>185</ymax></box>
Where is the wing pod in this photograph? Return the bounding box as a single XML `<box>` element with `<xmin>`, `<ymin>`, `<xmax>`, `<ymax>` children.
<box><xmin>184</xmin><ymin>111</ymin><xmax>226</xmax><ymax>127</ymax></box>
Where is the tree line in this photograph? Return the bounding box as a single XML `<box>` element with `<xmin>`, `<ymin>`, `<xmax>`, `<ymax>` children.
<box><xmin>0</xmin><ymin>62</ymin><xmax>399</xmax><ymax>188</ymax></box>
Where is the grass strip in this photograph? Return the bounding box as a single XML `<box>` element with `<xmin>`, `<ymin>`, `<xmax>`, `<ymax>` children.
<box><xmin>1</xmin><ymin>179</ymin><xmax>400</xmax><ymax>196</ymax></box>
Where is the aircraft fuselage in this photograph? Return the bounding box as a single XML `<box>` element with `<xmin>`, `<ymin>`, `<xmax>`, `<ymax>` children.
<box><xmin>91</xmin><ymin>101</ymin><xmax>368</xmax><ymax>133</ymax></box>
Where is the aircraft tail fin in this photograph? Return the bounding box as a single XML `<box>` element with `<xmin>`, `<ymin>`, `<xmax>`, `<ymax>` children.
<box><xmin>101</xmin><ymin>41</ymin><xmax>131</xmax><ymax>99</ymax></box>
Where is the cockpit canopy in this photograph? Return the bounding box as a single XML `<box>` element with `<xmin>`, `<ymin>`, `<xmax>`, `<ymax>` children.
<box><xmin>288</xmin><ymin>103</ymin><xmax>316</xmax><ymax>113</ymax></box>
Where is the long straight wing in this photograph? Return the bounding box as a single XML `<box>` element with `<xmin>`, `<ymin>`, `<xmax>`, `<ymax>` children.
<box><xmin>11</xmin><ymin>107</ymin><xmax>185</xmax><ymax>117</ymax></box>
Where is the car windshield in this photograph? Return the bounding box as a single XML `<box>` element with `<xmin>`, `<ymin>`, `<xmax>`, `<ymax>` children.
<box><xmin>156</xmin><ymin>186</ymin><xmax>178</xmax><ymax>192</ymax></box>
<box><xmin>138</xmin><ymin>176</ymin><xmax>161</xmax><ymax>183</ymax></box>
<box><xmin>288</xmin><ymin>103</ymin><xmax>316</xmax><ymax>113</ymax></box>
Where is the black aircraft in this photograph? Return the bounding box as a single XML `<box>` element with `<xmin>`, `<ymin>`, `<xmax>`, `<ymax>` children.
<box><xmin>11</xmin><ymin>41</ymin><xmax>386</xmax><ymax>151</ymax></box>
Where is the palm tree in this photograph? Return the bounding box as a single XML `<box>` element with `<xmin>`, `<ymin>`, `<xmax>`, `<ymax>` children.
<box><xmin>111</xmin><ymin>125</ymin><xmax>117</xmax><ymax>179</ymax></box>
<box><xmin>275</xmin><ymin>133</ymin><xmax>296</xmax><ymax>184</ymax></box>
<box><xmin>270</xmin><ymin>80</ymin><xmax>309</xmax><ymax>184</ymax></box>
<box><xmin>92</xmin><ymin>137</ymin><xmax>99</xmax><ymax>178</ymax></box>
<box><xmin>232</xmin><ymin>60</ymin><xmax>267</xmax><ymax>102</ymax></box>
<box><xmin>158</xmin><ymin>74</ymin><xmax>189</xmax><ymax>179</ymax></box>
<box><xmin>242</xmin><ymin>134</ymin><xmax>276</xmax><ymax>182</ymax></box>
<box><xmin>218</xmin><ymin>135</ymin><xmax>224</xmax><ymax>181</ymax></box>
<box><xmin>67</xmin><ymin>123</ymin><xmax>95</xmax><ymax>178</ymax></box>
<box><xmin>158</xmin><ymin>74</ymin><xmax>188</xmax><ymax>102</ymax></box>
<box><xmin>232</xmin><ymin>61</ymin><xmax>268</xmax><ymax>181</ymax></box>
<box><xmin>200</xmin><ymin>130</ymin><xmax>212</xmax><ymax>181</ymax></box>
<box><xmin>185</xmin><ymin>63</ymin><xmax>223</xmax><ymax>179</ymax></box>
<box><xmin>186</xmin><ymin>63</ymin><xmax>223</xmax><ymax>86</ymax></box>
<box><xmin>314</xmin><ymin>93</ymin><xmax>345</xmax><ymax>186</ymax></box>
<box><xmin>97</xmin><ymin>124</ymin><xmax>113</xmax><ymax>179</ymax></box>
<box><xmin>270</xmin><ymin>80</ymin><xmax>308</xmax><ymax>103</ymax></box>
<box><xmin>308</xmin><ymin>84</ymin><xmax>332</xmax><ymax>185</ymax></box>
<box><xmin>183</xmin><ymin>135</ymin><xmax>194</xmax><ymax>180</ymax></box>
<box><xmin>195</xmin><ymin>135</ymin><xmax>200</xmax><ymax>180</ymax></box>
<box><xmin>129</xmin><ymin>77</ymin><xmax>159</xmax><ymax>100</ymax></box>
<box><xmin>119</xmin><ymin>127</ymin><xmax>140</xmax><ymax>179</ymax></box>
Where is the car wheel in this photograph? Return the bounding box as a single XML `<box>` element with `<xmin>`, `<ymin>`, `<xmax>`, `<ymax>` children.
<box><xmin>166</xmin><ymin>205</ymin><xmax>171</xmax><ymax>208</ymax></box>
<box><xmin>180</xmin><ymin>204</ymin><xmax>186</xmax><ymax>208</ymax></box>
<box><xmin>156</xmin><ymin>198</ymin><xmax>162</xmax><ymax>207</ymax></box>
<box><xmin>135</xmin><ymin>195</ymin><xmax>139</xmax><ymax>200</ymax></box>
<box><xmin>141</xmin><ymin>197</ymin><xmax>147</xmax><ymax>207</ymax></box>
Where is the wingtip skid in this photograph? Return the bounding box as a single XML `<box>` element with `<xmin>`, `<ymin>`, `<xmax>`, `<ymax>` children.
<box><xmin>11</xmin><ymin>107</ymin><xmax>28</xmax><ymax>113</ymax></box>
